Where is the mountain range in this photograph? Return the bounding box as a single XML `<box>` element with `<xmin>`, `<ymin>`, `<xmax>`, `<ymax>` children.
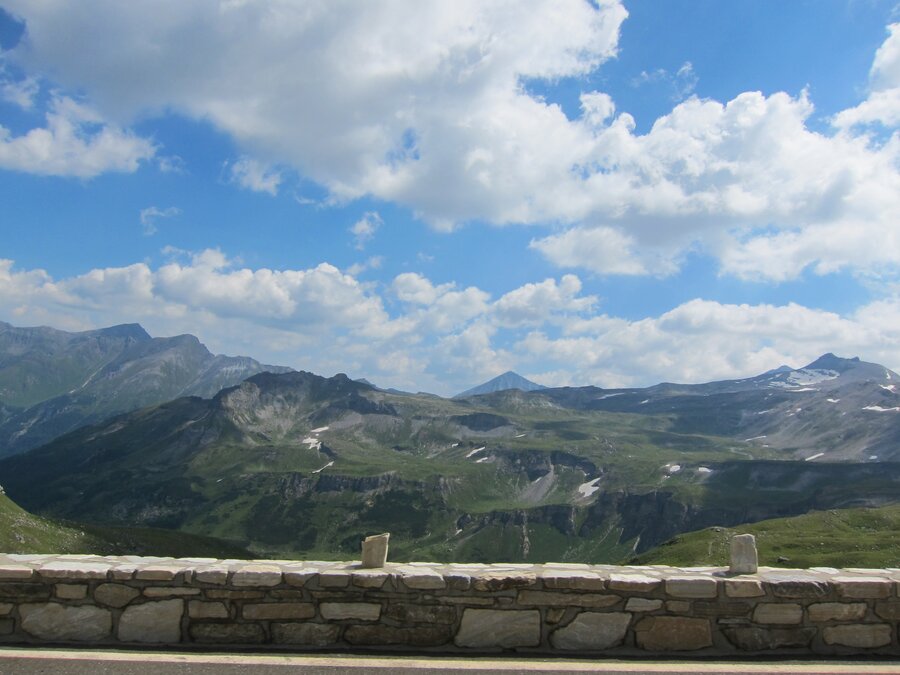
<box><xmin>0</xmin><ymin>321</ymin><xmax>291</xmax><ymax>456</ymax></box>
<box><xmin>0</xmin><ymin>322</ymin><xmax>897</xmax><ymax>565</ymax></box>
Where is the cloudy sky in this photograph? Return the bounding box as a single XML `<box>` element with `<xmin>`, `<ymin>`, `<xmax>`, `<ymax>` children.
<box><xmin>1</xmin><ymin>1</ymin><xmax>899</xmax><ymax>396</ymax></box>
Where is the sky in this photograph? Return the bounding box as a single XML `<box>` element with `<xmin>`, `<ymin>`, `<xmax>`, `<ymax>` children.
<box><xmin>0</xmin><ymin>0</ymin><xmax>899</xmax><ymax>396</ymax></box>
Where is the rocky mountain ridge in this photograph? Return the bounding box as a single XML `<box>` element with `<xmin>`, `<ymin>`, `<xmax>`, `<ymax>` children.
<box><xmin>1</xmin><ymin>352</ymin><xmax>898</xmax><ymax>563</ymax></box>
<box><xmin>0</xmin><ymin>322</ymin><xmax>291</xmax><ymax>456</ymax></box>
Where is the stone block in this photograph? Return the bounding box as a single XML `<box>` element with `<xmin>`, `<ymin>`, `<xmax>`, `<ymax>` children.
<box><xmin>188</xmin><ymin>600</ymin><xmax>229</xmax><ymax>619</ymax></box>
<box><xmin>134</xmin><ymin>566</ymin><xmax>184</xmax><ymax>582</ymax></box>
<box><xmin>242</xmin><ymin>602</ymin><xmax>315</xmax><ymax>620</ymax></box>
<box><xmin>834</xmin><ymin>576</ymin><xmax>892</xmax><ymax>599</ymax></box>
<box><xmin>823</xmin><ymin>624</ymin><xmax>891</xmax><ymax>649</ymax></box>
<box><xmin>541</xmin><ymin>571</ymin><xmax>605</xmax><ymax>591</ymax></box>
<box><xmin>730</xmin><ymin>534</ymin><xmax>758</xmax><ymax>574</ymax></box>
<box><xmin>666</xmin><ymin>600</ymin><xmax>691</xmax><ymax>614</ymax></box>
<box><xmin>320</xmin><ymin>602</ymin><xmax>380</xmax><ymax>621</ymax></box>
<box><xmin>111</xmin><ymin>565</ymin><xmax>139</xmax><ymax>580</ymax></box>
<box><xmin>808</xmin><ymin>602</ymin><xmax>867</xmax><ymax>623</ymax></box>
<box><xmin>725</xmin><ymin>579</ymin><xmax>765</xmax><ymax>598</ymax></box>
<box><xmin>272</xmin><ymin>622</ymin><xmax>341</xmax><ymax>646</ymax></box>
<box><xmin>439</xmin><ymin>596</ymin><xmax>493</xmax><ymax>606</ymax></box>
<box><xmin>384</xmin><ymin>603</ymin><xmax>456</xmax><ymax>624</ymax></box>
<box><xmin>190</xmin><ymin>622</ymin><xmax>265</xmax><ymax>644</ymax></box>
<box><xmin>634</xmin><ymin>616</ymin><xmax>712</xmax><ymax>651</ymax></box>
<box><xmin>545</xmin><ymin>608</ymin><xmax>565</xmax><ymax>624</ymax></box>
<box><xmin>665</xmin><ymin>576</ymin><xmax>718</xmax><ymax>598</ymax></box>
<box><xmin>0</xmin><ymin>565</ymin><xmax>34</xmax><ymax>580</ymax></box>
<box><xmin>194</xmin><ymin>567</ymin><xmax>228</xmax><ymax>585</ymax></box>
<box><xmin>768</xmin><ymin>578</ymin><xmax>828</xmax><ymax>599</ymax></box>
<box><xmin>352</xmin><ymin>570</ymin><xmax>389</xmax><ymax>589</ymax></box>
<box><xmin>269</xmin><ymin>589</ymin><xmax>306</xmax><ymax>599</ymax></box>
<box><xmin>550</xmin><ymin>611</ymin><xmax>631</xmax><ymax>650</ymax></box>
<box><xmin>38</xmin><ymin>562</ymin><xmax>109</xmax><ymax>580</ymax></box>
<box><xmin>455</xmin><ymin>609</ymin><xmax>541</xmax><ymax>648</ymax></box>
<box><xmin>625</xmin><ymin>598</ymin><xmax>663</xmax><ymax>612</ymax></box>
<box><xmin>144</xmin><ymin>587</ymin><xmax>201</xmax><ymax>597</ymax></box>
<box><xmin>724</xmin><ymin>626</ymin><xmax>816</xmax><ymax>651</ymax></box>
<box><xmin>20</xmin><ymin>603</ymin><xmax>111</xmax><ymax>641</ymax></box>
<box><xmin>692</xmin><ymin>601</ymin><xmax>751</xmax><ymax>617</ymax></box>
<box><xmin>446</xmin><ymin>573</ymin><xmax>471</xmax><ymax>591</ymax></box>
<box><xmin>118</xmin><ymin>599</ymin><xmax>184</xmax><ymax>643</ymax></box>
<box><xmin>0</xmin><ymin>602</ymin><xmax>12</xmax><ymax>615</ymax></box>
<box><xmin>753</xmin><ymin>603</ymin><xmax>802</xmax><ymax>625</ymax></box>
<box><xmin>472</xmin><ymin>572</ymin><xmax>536</xmax><ymax>592</ymax></box>
<box><xmin>55</xmin><ymin>584</ymin><xmax>87</xmax><ymax>600</ymax></box>
<box><xmin>517</xmin><ymin>590</ymin><xmax>621</xmax><ymax>608</ymax></box>
<box><xmin>284</xmin><ymin>569</ymin><xmax>319</xmax><ymax>587</ymax></box>
<box><xmin>318</xmin><ymin>571</ymin><xmax>351</xmax><ymax>588</ymax></box>
<box><xmin>0</xmin><ymin>583</ymin><xmax>49</xmax><ymax>601</ymax></box>
<box><xmin>94</xmin><ymin>583</ymin><xmax>140</xmax><ymax>608</ymax></box>
<box><xmin>231</xmin><ymin>564</ymin><xmax>282</xmax><ymax>587</ymax></box>
<box><xmin>608</xmin><ymin>574</ymin><xmax>661</xmax><ymax>593</ymax></box>
<box><xmin>0</xmin><ymin>618</ymin><xmax>13</xmax><ymax>635</ymax></box>
<box><xmin>394</xmin><ymin>566</ymin><xmax>446</xmax><ymax>590</ymax></box>
<box><xmin>361</xmin><ymin>533</ymin><xmax>389</xmax><ymax>568</ymax></box>
<box><xmin>875</xmin><ymin>600</ymin><xmax>900</xmax><ymax>620</ymax></box>
<box><xmin>345</xmin><ymin>624</ymin><xmax>452</xmax><ymax>647</ymax></box>
<box><xmin>205</xmin><ymin>589</ymin><xmax>265</xmax><ymax>599</ymax></box>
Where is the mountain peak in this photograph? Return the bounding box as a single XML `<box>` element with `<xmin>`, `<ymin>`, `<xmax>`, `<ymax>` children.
<box><xmin>802</xmin><ymin>353</ymin><xmax>861</xmax><ymax>372</ymax></box>
<box><xmin>454</xmin><ymin>371</ymin><xmax>546</xmax><ymax>398</ymax></box>
<box><xmin>97</xmin><ymin>323</ymin><xmax>151</xmax><ymax>341</ymax></box>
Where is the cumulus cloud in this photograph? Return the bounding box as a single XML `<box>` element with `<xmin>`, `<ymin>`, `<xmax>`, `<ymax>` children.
<box><xmin>3</xmin><ymin>254</ymin><xmax>900</xmax><ymax>395</ymax></box>
<box><xmin>492</xmin><ymin>275</ymin><xmax>595</xmax><ymax>327</ymax></box>
<box><xmin>834</xmin><ymin>23</ymin><xmax>900</xmax><ymax>128</ymax></box>
<box><xmin>4</xmin><ymin>2</ymin><xmax>899</xmax><ymax>283</ymax></box>
<box><xmin>227</xmin><ymin>156</ymin><xmax>282</xmax><ymax>195</ymax></box>
<box><xmin>0</xmin><ymin>95</ymin><xmax>155</xmax><ymax>177</ymax></box>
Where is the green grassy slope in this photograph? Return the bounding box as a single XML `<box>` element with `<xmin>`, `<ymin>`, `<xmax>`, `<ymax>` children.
<box><xmin>629</xmin><ymin>504</ymin><xmax>900</xmax><ymax>568</ymax></box>
<box><xmin>0</xmin><ymin>491</ymin><xmax>251</xmax><ymax>558</ymax></box>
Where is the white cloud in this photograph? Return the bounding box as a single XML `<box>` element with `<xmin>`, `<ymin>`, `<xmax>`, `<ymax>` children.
<box><xmin>530</xmin><ymin>225</ymin><xmax>676</xmax><ymax>276</ymax></box>
<box><xmin>0</xmin><ymin>95</ymin><xmax>155</xmax><ymax>178</ymax></box>
<box><xmin>0</xmin><ymin>69</ymin><xmax>38</xmax><ymax>109</ymax></box>
<box><xmin>3</xmin><ymin>3</ymin><xmax>900</xmax><ymax>283</ymax></box>
<box><xmin>631</xmin><ymin>61</ymin><xmax>697</xmax><ymax>101</ymax></box>
<box><xmin>514</xmin><ymin>298</ymin><xmax>893</xmax><ymax>388</ymax></box>
<box><xmin>3</xmin><ymin>254</ymin><xmax>900</xmax><ymax>395</ymax></box>
<box><xmin>350</xmin><ymin>212</ymin><xmax>383</xmax><ymax>250</ymax></box>
<box><xmin>492</xmin><ymin>275</ymin><xmax>595</xmax><ymax>327</ymax></box>
<box><xmin>834</xmin><ymin>23</ymin><xmax>900</xmax><ymax>128</ymax></box>
<box><xmin>140</xmin><ymin>206</ymin><xmax>180</xmax><ymax>236</ymax></box>
<box><xmin>227</xmin><ymin>156</ymin><xmax>282</xmax><ymax>195</ymax></box>
<box><xmin>346</xmin><ymin>255</ymin><xmax>384</xmax><ymax>276</ymax></box>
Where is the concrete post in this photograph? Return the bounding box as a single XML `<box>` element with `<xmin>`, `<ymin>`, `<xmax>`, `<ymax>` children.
<box><xmin>730</xmin><ymin>533</ymin><xmax>758</xmax><ymax>574</ymax></box>
<box><xmin>361</xmin><ymin>532</ymin><xmax>390</xmax><ymax>568</ymax></box>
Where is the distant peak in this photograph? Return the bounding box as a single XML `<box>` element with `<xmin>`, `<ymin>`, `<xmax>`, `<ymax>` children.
<box><xmin>803</xmin><ymin>353</ymin><xmax>861</xmax><ymax>372</ymax></box>
<box><xmin>454</xmin><ymin>370</ymin><xmax>547</xmax><ymax>398</ymax></box>
<box><xmin>98</xmin><ymin>323</ymin><xmax>151</xmax><ymax>341</ymax></box>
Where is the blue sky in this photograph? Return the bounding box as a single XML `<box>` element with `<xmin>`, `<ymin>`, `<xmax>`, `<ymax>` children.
<box><xmin>0</xmin><ymin>1</ymin><xmax>899</xmax><ymax>396</ymax></box>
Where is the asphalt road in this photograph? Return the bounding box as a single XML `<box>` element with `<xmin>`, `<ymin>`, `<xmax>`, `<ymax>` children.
<box><xmin>1</xmin><ymin>649</ymin><xmax>899</xmax><ymax>675</ymax></box>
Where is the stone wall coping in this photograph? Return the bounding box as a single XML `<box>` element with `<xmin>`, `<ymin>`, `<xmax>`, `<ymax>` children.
<box><xmin>2</xmin><ymin>554</ymin><xmax>899</xmax><ymax>585</ymax></box>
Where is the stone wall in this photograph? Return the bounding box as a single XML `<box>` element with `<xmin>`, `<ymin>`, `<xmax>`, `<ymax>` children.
<box><xmin>0</xmin><ymin>553</ymin><xmax>898</xmax><ymax>655</ymax></box>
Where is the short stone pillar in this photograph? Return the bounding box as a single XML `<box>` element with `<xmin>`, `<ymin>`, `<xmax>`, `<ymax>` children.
<box><xmin>361</xmin><ymin>533</ymin><xmax>390</xmax><ymax>568</ymax></box>
<box><xmin>730</xmin><ymin>533</ymin><xmax>758</xmax><ymax>574</ymax></box>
